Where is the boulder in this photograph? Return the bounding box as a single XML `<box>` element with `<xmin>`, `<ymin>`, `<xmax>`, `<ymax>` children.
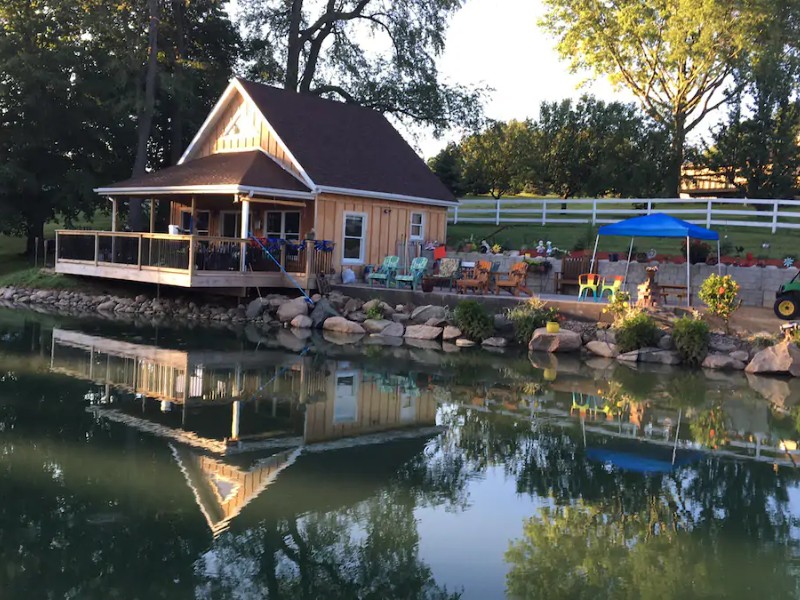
<box><xmin>425</xmin><ymin>317</ymin><xmax>448</xmax><ymax>327</ymax></box>
<box><xmin>362</xmin><ymin>298</ymin><xmax>381</xmax><ymax>312</ymax></box>
<box><xmin>410</xmin><ymin>305</ymin><xmax>447</xmax><ymax>323</ymax></box>
<box><xmin>455</xmin><ymin>338</ymin><xmax>476</xmax><ymax>348</ymax></box>
<box><xmin>267</xmin><ymin>295</ymin><xmax>291</xmax><ymax>309</ymax></box>
<box><xmin>343</xmin><ymin>298</ymin><xmax>364</xmax><ymax>314</ymax></box>
<box><xmin>595</xmin><ymin>329</ymin><xmax>616</xmax><ymax>344</ymax></box>
<box><xmin>617</xmin><ymin>348</ymin><xmax>681</xmax><ymax>365</ymax></box>
<box><xmin>322</xmin><ymin>316</ymin><xmax>366</xmax><ymax>335</ymax></box>
<box><xmin>381</xmin><ymin>322</ymin><xmax>405</xmax><ymax>337</ymax></box>
<box><xmin>97</xmin><ymin>300</ymin><xmax>117</xmax><ymax>313</ymax></box>
<box><xmin>702</xmin><ymin>353</ymin><xmax>746</xmax><ymax>370</ymax></box>
<box><xmin>404</xmin><ymin>325</ymin><xmax>443</xmax><ymax>340</ymax></box>
<box><xmin>380</xmin><ymin>302</ymin><xmax>396</xmax><ymax>316</ymax></box>
<box><xmin>482</xmin><ymin>336</ymin><xmax>508</xmax><ymax>348</ymax></box>
<box><xmin>529</xmin><ymin>328</ymin><xmax>582</xmax><ymax>353</ymax></box>
<box><xmin>442</xmin><ymin>326</ymin><xmax>462</xmax><ymax>341</ymax></box>
<box><xmin>586</xmin><ymin>340</ymin><xmax>619</xmax><ymax>358</ymax></box>
<box><xmin>657</xmin><ymin>334</ymin><xmax>674</xmax><ymax>350</ymax></box>
<box><xmin>363</xmin><ymin>319</ymin><xmax>392</xmax><ymax>334</ymax></box>
<box><xmin>290</xmin><ymin>315</ymin><xmax>313</xmax><ymax>329</ymax></box>
<box><xmin>391</xmin><ymin>313</ymin><xmax>410</xmax><ymax>324</ymax></box>
<box><xmin>731</xmin><ymin>350</ymin><xmax>750</xmax><ymax>363</ymax></box>
<box><xmin>310</xmin><ymin>299</ymin><xmax>340</xmax><ymax>328</ymax></box>
<box><xmin>745</xmin><ymin>341</ymin><xmax>800</xmax><ymax>376</ymax></box>
<box><xmin>246</xmin><ymin>298</ymin><xmax>270</xmax><ymax>319</ymax></box>
<box><xmin>277</xmin><ymin>297</ymin><xmax>309</xmax><ymax>322</ymax></box>
<box><xmin>709</xmin><ymin>335</ymin><xmax>738</xmax><ymax>354</ymax></box>
<box><xmin>348</xmin><ymin>311</ymin><xmax>367</xmax><ymax>323</ymax></box>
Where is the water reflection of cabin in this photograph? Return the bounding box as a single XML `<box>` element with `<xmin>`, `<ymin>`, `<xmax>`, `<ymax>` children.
<box><xmin>54</xmin><ymin>79</ymin><xmax>455</xmax><ymax>292</ymax></box>
<box><xmin>50</xmin><ymin>329</ymin><xmax>437</xmax><ymax>450</ymax></box>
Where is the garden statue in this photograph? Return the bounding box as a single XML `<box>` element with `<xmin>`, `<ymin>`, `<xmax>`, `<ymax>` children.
<box><xmin>480</xmin><ymin>240</ymin><xmax>491</xmax><ymax>254</ymax></box>
<box><xmin>536</xmin><ymin>240</ymin><xmax>546</xmax><ymax>254</ymax></box>
<box><xmin>546</xmin><ymin>241</ymin><xmax>553</xmax><ymax>256</ymax></box>
<box><xmin>636</xmin><ymin>266</ymin><xmax>660</xmax><ymax>309</ymax></box>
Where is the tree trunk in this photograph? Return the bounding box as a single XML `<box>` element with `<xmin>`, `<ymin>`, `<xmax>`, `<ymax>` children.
<box><xmin>129</xmin><ymin>0</ymin><xmax>161</xmax><ymax>231</ymax></box>
<box><xmin>284</xmin><ymin>0</ymin><xmax>304</xmax><ymax>91</ymax></box>
<box><xmin>667</xmin><ymin>114</ymin><xmax>686</xmax><ymax>198</ymax></box>
<box><xmin>25</xmin><ymin>217</ymin><xmax>45</xmax><ymax>260</ymax></box>
<box><xmin>169</xmin><ymin>0</ymin><xmax>187</xmax><ymax>166</ymax></box>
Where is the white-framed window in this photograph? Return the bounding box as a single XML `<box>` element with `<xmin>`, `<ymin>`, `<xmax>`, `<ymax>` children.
<box><xmin>410</xmin><ymin>212</ymin><xmax>425</xmax><ymax>240</ymax></box>
<box><xmin>333</xmin><ymin>371</ymin><xmax>359</xmax><ymax>424</ymax></box>
<box><xmin>181</xmin><ymin>210</ymin><xmax>210</xmax><ymax>235</ymax></box>
<box><xmin>264</xmin><ymin>211</ymin><xmax>301</xmax><ymax>240</ymax></box>
<box><xmin>342</xmin><ymin>212</ymin><xmax>367</xmax><ymax>264</ymax></box>
<box><xmin>220</xmin><ymin>211</ymin><xmax>241</xmax><ymax>238</ymax></box>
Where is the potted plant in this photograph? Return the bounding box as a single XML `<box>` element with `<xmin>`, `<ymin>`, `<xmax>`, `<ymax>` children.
<box><xmin>421</xmin><ymin>277</ymin><xmax>434</xmax><ymax>292</ymax></box>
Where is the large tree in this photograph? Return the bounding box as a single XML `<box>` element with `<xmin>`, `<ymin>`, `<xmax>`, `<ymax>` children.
<box><xmin>460</xmin><ymin>120</ymin><xmax>533</xmax><ymax>199</ymax></box>
<box><xmin>239</xmin><ymin>0</ymin><xmax>483</xmax><ymax>135</ymax></box>
<box><xmin>541</xmin><ymin>0</ymin><xmax>758</xmax><ymax>196</ymax></box>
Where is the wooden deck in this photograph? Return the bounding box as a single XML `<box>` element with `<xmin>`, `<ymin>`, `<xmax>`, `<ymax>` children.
<box><xmin>54</xmin><ymin>230</ymin><xmax>334</xmax><ymax>290</ymax></box>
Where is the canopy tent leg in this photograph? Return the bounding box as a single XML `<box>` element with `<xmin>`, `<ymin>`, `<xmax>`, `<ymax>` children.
<box><xmin>717</xmin><ymin>239</ymin><xmax>722</xmax><ymax>275</ymax></box>
<box><xmin>623</xmin><ymin>237</ymin><xmax>635</xmax><ymax>289</ymax></box>
<box><xmin>589</xmin><ymin>234</ymin><xmax>600</xmax><ymax>272</ymax></box>
<box><xmin>686</xmin><ymin>235</ymin><xmax>691</xmax><ymax>307</ymax></box>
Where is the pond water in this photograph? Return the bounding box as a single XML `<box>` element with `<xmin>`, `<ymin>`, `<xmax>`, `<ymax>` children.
<box><xmin>2</xmin><ymin>308</ymin><xmax>800</xmax><ymax>599</ymax></box>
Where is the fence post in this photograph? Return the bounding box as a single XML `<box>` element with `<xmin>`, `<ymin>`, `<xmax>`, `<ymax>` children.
<box><xmin>137</xmin><ymin>235</ymin><xmax>143</xmax><ymax>269</ymax></box>
<box><xmin>542</xmin><ymin>200</ymin><xmax>547</xmax><ymax>226</ymax></box>
<box><xmin>591</xmin><ymin>199</ymin><xmax>597</xmax><ymax>225</ymax></box>
<box><xmin>772</xmin><ymin>200</ymin><xmax>779</xmax><ymax>234</ymax></box>
<box><xmin>54</xmin><ymin>233</ymin><xmax>60</xmax><ymax>267</ymax></box>
<box><xmin>706</xmin><ymin>199</ymin><xmax>712</xmax><ymax>229</ymax></box>
<box><xmin>453</xmin><ymin>205</ymin><xmax>458</xmax><ymax>224</ymax></box>
<box><xmin>646</xmin><ymin>199</ymin><xmax>653</xmax><ymax>215</ymax></box>
<box><xmin>94</xmin><ymin>233</ymin><xmax>99</xmax><ymax>266</ymax></box>
<box><xmin>495</xmin><ymin>198</ymin><xmax>501</xmax><ymax>225</ymax></box>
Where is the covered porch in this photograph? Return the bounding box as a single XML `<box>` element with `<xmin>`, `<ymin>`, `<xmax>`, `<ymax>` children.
<box><xmin>54</xmin><ymin>150</ymin><xmax>334</xmax><ymax>291</ymax></box>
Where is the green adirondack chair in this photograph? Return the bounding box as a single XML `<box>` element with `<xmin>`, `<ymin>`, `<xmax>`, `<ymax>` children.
<box><xmin>367</xmin><ymin>255</ymin><xmax>399</xmax><ymax>286</ymax></box>
<box><xmin>394</xmin><ymin>257</ymin><xmax>428</xmax><ymax>290</ymax></box>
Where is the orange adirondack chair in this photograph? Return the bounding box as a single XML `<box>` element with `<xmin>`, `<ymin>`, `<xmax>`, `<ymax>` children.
<box><xmin>494</xmin><ymin>262</ymin><xmax>532</xmax><ymax>296</ymax></box>
<box><xmin>456</xmin><ymin>260</ymin><xmax>492</xmax><ymax>294</ymax></box>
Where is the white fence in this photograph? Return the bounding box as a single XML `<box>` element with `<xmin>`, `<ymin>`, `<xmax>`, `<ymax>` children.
<box><xmin>447</xmin><ymin>198</ymin><xmax>800</xmax><ymax>233</ymax></box>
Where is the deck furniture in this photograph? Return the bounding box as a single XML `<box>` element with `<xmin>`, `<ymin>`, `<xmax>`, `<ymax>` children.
<box><xmin>577</xmin><ymin>273</ymin><xmax>601</xmax><ymax>301</ymax></box>
<box><xmin>367</xmin><ymin>255</ymin><xmax>399</xmax><ymax>287</ymax></box>
<box><xmin>658</xmin><ymin>284</ymin><xmax>688</xmax><ymax>305</ymax></box>
<box><xmin>494</xmin><ymin>262</ymin><xmax>532</xmax><ymax>296</ymax></box>
<box><xmin>394</xmin><ymin>257</ymin><xmax>429</xmax><ymax>290</ymax></box>
<box><xmin>430</xmin><ymin>257</ymin><xmax>461</xmax><ymax>291</ymax></box>
<box><xmin>555</xmin><ymin>257</ymin><xmax>593</xmax><ymax>294</ymax></box>
<box><xmin>599</xmin><ymin>275</ymin><xmax>624</xmax><ymax>301</ymax></box>
<box><xmin>456</xmin><ymin>260</ymin><xmax>492</xmax><ymax>295</ymax></box>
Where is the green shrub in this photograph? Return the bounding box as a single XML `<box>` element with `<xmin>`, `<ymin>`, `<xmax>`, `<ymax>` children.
<box><xmin>602</xmin><ymin>290</ymin><xmax>631</xmax><ymax>321</ymax></box>
<box><xmin>454</xmin><ymin>300</ymin><xmax>494</xmax><ymax>341</ymax></box>
<box><xmin>506</xmin><ymin>297</ymin><xmax>559</xmax><ymax>343</ymax></box>
<box><xmin>614</xmin><ymin>309</ymin><xmax>660</xmax><ymax>353</ymax></box>
<box><xmin>672</xmin><ymin>314</ymin><xmax>710</xmax><ymax>366</ymax></box>
<box><xmin>699</xmin><ymin>274</ymin><xmax>741</xmax><ymax>333</ymax></box>
<box><xmin>365</xmin><ymin>302</ymin><xmax>384</xmax><ymax>320</ymax></box>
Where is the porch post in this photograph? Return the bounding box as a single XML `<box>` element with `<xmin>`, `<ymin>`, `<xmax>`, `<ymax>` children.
<box><xmin>111</xmin><ymin>198</ymin><xmax>118</xmax><ymax>232</ymax></box>
<box><xmin>240</xmin><ymin>195</ymin><xmax>250</xmax><ymax>273</ymax></box>
<box><xmin>149</xmin><ymin>198</ymin><xmax>156</xmax><ymax>233</ymax></box>
<box><xmin>686</xmin><ymin>235</ymin><xmax>691</xmax><ymax>307</ymax></box>
<box><xmin>189</xmin><ymin>196</ymin><xmax>196</xmax><ymax>234</ymax></box>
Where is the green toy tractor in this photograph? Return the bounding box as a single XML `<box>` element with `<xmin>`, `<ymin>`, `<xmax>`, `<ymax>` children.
<box><xmin>775</xmin><ymin>272</ymin><xmax>800</xmax><ymax>319</ymax></box>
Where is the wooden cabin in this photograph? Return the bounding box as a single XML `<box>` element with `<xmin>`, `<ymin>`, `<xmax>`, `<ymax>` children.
<box><xmin>55</xmin><ymin>78</ymin><xmax>456</xmax><ymax>291</ymax></box>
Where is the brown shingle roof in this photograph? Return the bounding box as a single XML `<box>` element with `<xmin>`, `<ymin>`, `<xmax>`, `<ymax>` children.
<box><xmin>102</xmin><ymin>150</ymin><xmax>310</xmax><ymax>193</ymax></box>
<box><xmin>236</xmin><ymin>79</ymin><xmax>457</xmax><ymax>204</ymax></box>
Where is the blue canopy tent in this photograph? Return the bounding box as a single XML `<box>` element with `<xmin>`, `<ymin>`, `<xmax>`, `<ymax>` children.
<box><xmin>589</xmin><ymin>213</ymin><xmax>721</xmax><ymax>306</ymax></box>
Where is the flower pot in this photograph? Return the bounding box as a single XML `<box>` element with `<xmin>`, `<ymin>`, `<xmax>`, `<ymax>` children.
<box><xmin>421</xmin><ymin>278</ymin><xmax>434</xmax><ymax>293</ymax></box>
<box><xmin>543</xmin><ymin>368</ymin><xmax>557</xmax><ymax>381</ymax></box>
<box><xmin>546</xmin><ymin>321</ymin><xmax>560</xmax><ymax>334</ymax></box>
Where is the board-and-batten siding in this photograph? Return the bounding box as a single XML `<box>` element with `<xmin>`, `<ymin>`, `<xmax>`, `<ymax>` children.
<box><xmin>193</xmin><ymin>91</ymin><xmax>301</xmax><ymax>179</ymax></box>
<box><xmin>303</xmin><ymin>371</ymin><xmax>437</xmax><ymax>444</ymax></box>
<box><xmin>314</xmin><ymin>193</ymin><xmax>448</xmax><ymax>272</ymax></box>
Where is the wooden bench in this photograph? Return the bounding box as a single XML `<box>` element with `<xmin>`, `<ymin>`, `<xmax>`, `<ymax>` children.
<box><xmin>554</xmin><ymin>257</ymin><xmax>594</xmax><ymax>294</ymax></box>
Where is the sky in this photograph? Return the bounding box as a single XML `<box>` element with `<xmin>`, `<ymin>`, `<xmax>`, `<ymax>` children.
<box><xmin>419</xmin><ymin>0</ymin><xmax>723</xmax><ymax>158</ymax></box>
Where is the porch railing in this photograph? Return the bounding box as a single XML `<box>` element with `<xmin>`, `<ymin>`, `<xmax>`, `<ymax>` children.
<box><xmin>56</xmin><ymin>231</ymin><xmax>335</xmax><ymax>275</ymax></box>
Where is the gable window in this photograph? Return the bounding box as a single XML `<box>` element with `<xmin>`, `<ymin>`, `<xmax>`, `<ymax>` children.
<box><xmin>410</xmin><ymin>212</ymin><xmax>425</xmax><ymax>240</ymax></box>
<box><xmin>342</xmin><ymin>212</ymin><xmax>367</xmax><ymax>264</ymax></box>
<box><xmin>181</xmin><ymin>210</ymin><xmax>210</xmax><ymax>235</ymax></box>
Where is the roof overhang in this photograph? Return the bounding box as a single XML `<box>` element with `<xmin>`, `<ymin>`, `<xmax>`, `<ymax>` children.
<box><xmin>94</xmin><ymin>184</ymin><xmax>315</xmax><ymax>201</ymax></box>
<box><xmin>316</xmin><ymin>185</ymin><xmax>458</xmax><ymax>208</ymax></box>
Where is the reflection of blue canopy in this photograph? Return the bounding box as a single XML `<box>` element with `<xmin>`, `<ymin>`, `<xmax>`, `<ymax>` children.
<box><xmin>586</xmin><ymin>447</ymin><xmax>703</xmax><ymax>474</ymax></box>
<box><xmin>598</xmin><ymin>213</ymin><xmax>719</xmax><ymax>240</ymax></box>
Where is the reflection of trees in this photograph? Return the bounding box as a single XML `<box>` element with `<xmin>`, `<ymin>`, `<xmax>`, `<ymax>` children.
<box><xmin>194</xmin><ymin>487</ymin><xmax>461</xmax><ymax>600</ymax></box>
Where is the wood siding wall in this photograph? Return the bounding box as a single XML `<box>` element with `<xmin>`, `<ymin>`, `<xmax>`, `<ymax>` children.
<box><xmin>315</xmin><ymin>193</ymin><xmax>448</xmax><ymax>272</ymax></box>
<box><xmin>304</xmin><ymin>370</ymin><xmax>437</xmax><ymax>444</ymax></box>
<box><xmin>193</xmin><ymin>91</ymin><xmax>301</xmax><ymax>178</ymax></box>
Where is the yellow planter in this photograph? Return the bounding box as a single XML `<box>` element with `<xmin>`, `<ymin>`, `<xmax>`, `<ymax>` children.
<box><xmin>543</xmin><ymin>368</ymin><xmax>557</xmax><ymax>381</ymax></box>
<box><xmin>546</xmin><ymin>321</ymin><xmax>560</xmax><ymax>334</ymax></box>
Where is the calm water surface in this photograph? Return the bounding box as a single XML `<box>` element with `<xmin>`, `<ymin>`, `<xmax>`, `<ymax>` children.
<box><xmin>2</xmin><ymin>308</ymin><xmax>800</xmax><ymax>599</ymax></box>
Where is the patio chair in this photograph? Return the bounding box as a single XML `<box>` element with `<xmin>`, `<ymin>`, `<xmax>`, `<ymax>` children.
<box><xmin>394</xmin><ymin>256</ymin><xmax>428</xmax><ymax>290</ymax></box>
<box><xmin>367</xmin><ymin>255</ymin><xmax>399</xmax><ymax>287</ymax></box>
<box><xmin>494</xmin><ymin>262</ymin><xmax>532</xmax><ymax>296</ymax></box>
<box><xmin>577</xmin><ymin>273</ymin><xmax>601</xmax><ymax>301</ymax></box>
<box><xmin>555</xmin><ymin>257</ymin><xmax>592</xmax><ymax>294</ymax></box>
<box><xmin>456</xmin><ymin>260</ymin><xmax>492</xmax><ymax>295</ymax></box>
<box><xmin>599</xmin><ymin>275</ymin><xmax>624</xmax><ymax>301</ymax></box>
<box><xmin>430</xmin><ymin>257</ymin><xmax>461</xmax><ymax>291</ymax></box>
